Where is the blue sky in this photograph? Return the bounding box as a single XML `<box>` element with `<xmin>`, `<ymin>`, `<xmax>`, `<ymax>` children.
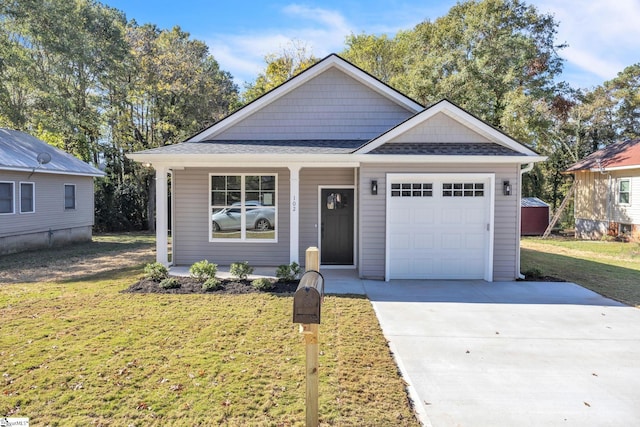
<box><xmin>102</xmin><ymin>0</ymin><xmax>640</xmax><ymax>90</ymax></box>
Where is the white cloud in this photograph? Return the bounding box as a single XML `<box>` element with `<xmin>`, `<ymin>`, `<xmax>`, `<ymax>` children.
<box><xmin>536</xmin><ymin>0</ymin><xmax>640</xmax><ymax>86</ymax></box>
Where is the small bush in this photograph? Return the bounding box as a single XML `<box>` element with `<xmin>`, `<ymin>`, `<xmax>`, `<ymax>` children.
<box><xmin>230</xmin><ymin>261</ymin><xmax>254</xmax><ymax>280</ymax></box>
<box><xmin>189</xmin><ymin>260</ymin><xmax>218</xmax><ymax>283</ymax></box>
<box><xmin>275</xmin><ymin>262</ymin><xmax>301</xmax><ymax>282</ymax></box>
<box><xmin>144</xmin><ymin>262</ymin><xmax>168</xmax><ymax>282</ymax></box>
<box><xmin>159</xmin><ymin>277</ymin><xmax>180</xmax><ymax>289</ymax></box>
<box><xmin>252</xmin><ymin>277</ymin><xmax>275</xmax><ymax>291</ymax></box>
<box><xmin>523</xmin><ymin>267</ymin><xmax>543</xmax><ymax>279</ymax></box>
<box><xmin>202</xmin><ymin>277</ymin><xmax>223</xmax><ymax>291</ymax></box>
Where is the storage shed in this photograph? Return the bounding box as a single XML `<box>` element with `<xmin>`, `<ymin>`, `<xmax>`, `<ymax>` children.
<box><xmin>521</xmin><ymin>197</ymin><xmax>549</xmax><ymax>236</ymax></box>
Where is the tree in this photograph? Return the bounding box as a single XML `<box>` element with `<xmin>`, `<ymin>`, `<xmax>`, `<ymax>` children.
<box><xmin>243</xmin><ymin>41</ymin><xmax>318</xmax><ymax>103</ymax></box>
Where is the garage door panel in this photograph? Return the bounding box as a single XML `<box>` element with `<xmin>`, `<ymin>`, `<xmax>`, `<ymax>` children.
<box><xmin>388</xmin><ymin>175</ymin><xmax>491</xmax><ymax>280</ymax></box>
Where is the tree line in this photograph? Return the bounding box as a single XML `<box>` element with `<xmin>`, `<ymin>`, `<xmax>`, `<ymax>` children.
<box><xmin>1</xmin><ymin>0</ymin><xmax>638</xmax><ymax>231</ymax></box>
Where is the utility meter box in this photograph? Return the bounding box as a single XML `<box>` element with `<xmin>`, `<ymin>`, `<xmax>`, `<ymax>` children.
<box><xmin>292</xmin><ymin>270</ymin><xmax>324</xmax><ymax>324</ymax></box>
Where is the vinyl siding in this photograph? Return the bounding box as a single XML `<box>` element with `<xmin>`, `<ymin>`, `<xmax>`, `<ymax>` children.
<box><xmin>387</xmin><ymin>112</ymin><xmax>492</xmax><ymax>144</ymax></box>
<box><xmin>214</xmin><ymin>68</ymin><xmax>414</xmax><ymax>141</ymax></box>
<box><xmin>359</xmin><ymin>163</ymin><xmax>520</xmax><ymax>281</ymax></box>
<box><xmin>0</xmin><ymin>170</ymin><xmax>95</xmax><ymax>238</ymax></box>
<box><xmin>298</xmin><ymin>167</ymin><xmax>356</xmax><ymax>263</ymax></box>
<box><xmin>172</xmin><ymin>167</ymin><xmax>290</xmax><ymax>266</ymax></box>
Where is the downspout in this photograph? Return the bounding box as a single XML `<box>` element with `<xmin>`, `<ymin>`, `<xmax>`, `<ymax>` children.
<box><xmin>517</xmin><ymin>163</ymin><xmax>534</xmax><ymax>279</ymax></box>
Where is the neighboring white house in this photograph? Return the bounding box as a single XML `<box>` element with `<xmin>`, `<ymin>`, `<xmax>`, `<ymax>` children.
<box><xmin>0</xmin><ymin>129</ymin><xmax>104</xmax><ymax>254</ymax></box>
<box><xmin>566</xmin><ymin>138</ymin><xmax>640</xmax><ymax>242</ymax></box>
<box><xmin>128</xmin><ymin>54</ymin><xmax>545</xmax><ymax>281</ymax></box>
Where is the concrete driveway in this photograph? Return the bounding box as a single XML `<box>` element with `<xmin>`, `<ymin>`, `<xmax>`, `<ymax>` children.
<box><xmin>361</xmin><ymin>279</ymin><xmax>640</xmax><ymax>427</ymax></box>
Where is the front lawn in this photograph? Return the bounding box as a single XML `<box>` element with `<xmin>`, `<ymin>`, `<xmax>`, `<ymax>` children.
<box><xmin>521</xmin><ymin>237</ymin><xmax>640</xmax><ymax>307</ymax></box>
<box><xmin>0</xmin><ymin>264</ymin><xmax>418</xmax><ymax>425</ymax></box>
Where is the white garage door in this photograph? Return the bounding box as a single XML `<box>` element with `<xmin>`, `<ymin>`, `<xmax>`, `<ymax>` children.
<box><xmin>386</xmin><ymin>174</ymin><xmax>493</xmax><ymax>280</ymax></box>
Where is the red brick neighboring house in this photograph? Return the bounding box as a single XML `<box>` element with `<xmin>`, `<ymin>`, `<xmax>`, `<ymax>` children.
<box><xmin>566</xmin><ymin>139</ymin><xmax>640</xmax><ymax>241</ymax></box>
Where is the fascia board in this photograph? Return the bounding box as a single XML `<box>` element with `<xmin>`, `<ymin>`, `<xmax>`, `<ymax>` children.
<box><xmin>589</xmin><ymin>165</ymin><xmax>640</xmax><ymax>172</ymax></box>
<box><xmin>127</xmin><ymin>152</ymin><xmax>546</xmax><ymax>169</ymax></box>
<box><xmin>0</xmin><ymin>165</ymin><xmax>105</xmax><ymax>177</ymax></box>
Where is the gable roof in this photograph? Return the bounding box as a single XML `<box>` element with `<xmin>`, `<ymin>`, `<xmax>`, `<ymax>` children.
<box><xmin>187</xmin><ymin>54</ymin><xmax>423</xmax><ymax>142</ymax></box>
<box><xmin>354</xmin><ymin>99</ymin><xmax>540</xmax><ymax>157</ymax></box>
<box><xmin>566</xmin><ymin>139</ymin><xmax>640</xmax><ymax>172</ymax></box>
<box><xmin>0</xmin><ymin>128</ymin><xmax>105</xmax><ymax>177</ymax></box>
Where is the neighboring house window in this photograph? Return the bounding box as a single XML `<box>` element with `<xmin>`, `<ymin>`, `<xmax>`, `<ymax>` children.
<box><xmin>617</xmin><ymin>179</ymin><xmax>630</xmax><ymax>204</ymax></box>
<box><xmin>20</xmin><ymin>182</ymin><xmax>35</xmax><ymax>213</ymax></box>
<box><xmin>0</xmin><ymin>182</ymin><xmax>14</xmax><ymax>214</ymax></box>
<box><xmin>64</xmin><ymin>184</ymin><xmax>76</xmax><ymax>210</ymax></box>
<box><xmin>210</xmin><ymin>174</ymin><xmax>277</xmax><ymax>241</ymax></box>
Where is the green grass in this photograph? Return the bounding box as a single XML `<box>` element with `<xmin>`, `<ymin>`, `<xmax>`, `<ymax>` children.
<box><xmin>521</xmin><ymin>237</ymin><xmax>640</xmax><ymax>307</ymax></box>
<box><xmin>0</xmin><ymin>268</ymin><xmax>418</xmax><ymax>425</ymax></box>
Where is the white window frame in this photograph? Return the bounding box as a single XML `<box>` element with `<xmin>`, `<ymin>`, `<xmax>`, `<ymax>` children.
<box><xmin>20</xmin><ymin>181</ymin><xmax>35</xmax><ymax>214</ymax></box>
<box><xmin>64</xmin><ymin>184</ymin><xmax>76</xmax><ymax>210</ymax></box>
<box><xmin>208</xmin><ymin>173</ymin><xmax>278</xmax><ymax>243</ymax></box>
<box><xmin>617</xmin><ymin>178</ymin><xmax>630</xmax><ymax>205</ymax></box>
<box><xmin>0</xmin><ymin>181</ymin><xmax>15</xmax><ymax>215</ymax></box>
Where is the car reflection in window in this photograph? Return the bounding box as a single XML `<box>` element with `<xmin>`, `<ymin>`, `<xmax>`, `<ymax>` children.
<box><xmin>212</xmin><ymin>201</ymin><xmax>275</xmax><ymax>232</ymax></box>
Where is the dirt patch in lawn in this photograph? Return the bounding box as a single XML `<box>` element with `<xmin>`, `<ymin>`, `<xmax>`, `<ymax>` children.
<box><xmin>123</xmin><ymin>277</ymin><xmax>299</xmax><ymax>294</ymax></box>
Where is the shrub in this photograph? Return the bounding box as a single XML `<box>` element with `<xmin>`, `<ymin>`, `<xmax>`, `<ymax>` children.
<box><xmin>275</xmin><ymin>262</ymin><xmax>301</xmax><ymax>282</ymax></box>
<box><xmin>189</xmin><ymin>260</ymin><xmax>218</xmax><ymax>283</ymax></box>
<box><xmin>144</xmin><ymin>262</ymin><xmax>168</xmax><ymax>282</ymax></box>
<box><xmin>202</xmin><ymin>277</ymin><xmax>223</xmax><ymax>292</ymax></box>
<box><xmin>230</xmin><ymin>261</ymin><xmax>254</xmax><ymax>280</ymax></box>
<box><xmin>252</xmin><ymin>277</ymin><xmax>275</xmax><ymax>291</ymax></box>
<box><xmin>159</xmin><ymin>277</ymin><xmax>180</xmax><ymax>289</ymax></box>
<box><xmin>523</xmin><ymin>267</ymin><xmax>543</xmax><ymax>279</ymax></box>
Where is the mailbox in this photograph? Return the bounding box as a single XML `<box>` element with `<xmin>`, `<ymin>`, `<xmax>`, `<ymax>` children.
<box><xmin>293</xmin><ymin>270</ymin><xmax>324</xmax><ymax>324</ymax></box>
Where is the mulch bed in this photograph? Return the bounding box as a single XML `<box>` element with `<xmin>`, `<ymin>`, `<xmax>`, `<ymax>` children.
<box><xmin>123</xmin><ymin>277</ymin><xmax>300</xmax><ymax>294</ymax></box>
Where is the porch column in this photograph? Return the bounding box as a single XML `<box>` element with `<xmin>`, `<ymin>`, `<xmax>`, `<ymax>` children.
<box><xmin>289</xmin><ymin>165</ymin><xmax>301</xmax><ymax>264</ymax></box>
<box><xmin>155</xmin><ymin>165</ymin><xmax>169</xmax><ymax>266</ymax></box>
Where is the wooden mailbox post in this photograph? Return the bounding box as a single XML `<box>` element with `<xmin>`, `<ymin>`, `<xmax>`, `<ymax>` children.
<box><xmin>293</xmin><ymin>247</ymin><xmax>323</xmax><ymax>427</ymax></box>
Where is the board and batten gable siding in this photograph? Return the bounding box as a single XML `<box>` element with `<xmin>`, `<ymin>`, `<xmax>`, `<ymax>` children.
<box><xmin>213</xmin><ymin>68</ymin><xmax>414</xmax><ymax>141</ymax></box>
<box><xmin>172</xmin><ymin>167</ymin><xmax>290</xmax><ymax>266</ymax></box>
<box><xmin>0</xmin><ymin>170</ymin><xmax>94</xmax><ymax>238</ymax></box>
<box><xmin>386</xmin><ymin>112</ymin><xmax>493</xmax><ymax>144</ymax></box>
<box><xmin>359</xmin><ymin>163</ymin><xmax>520</xmax><ymax>281</ymax></box>
<box><xmin>298</xmin><ymin>167</ymin><xmax>356</xmax><ymax>263</ymax></box>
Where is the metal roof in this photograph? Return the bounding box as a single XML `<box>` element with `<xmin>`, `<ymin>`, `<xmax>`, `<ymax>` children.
<box><xmin>521</xmin><ymin>197</ymin><xmax>549</xmax><ymax>208</ymax></box>
<box><xmin>566</xmin><ymin>139</ymin><xmax>640</xmax><ymax>172</ymax></box>
<box><xmin>0</xmin><ymin>128</ymin><xmax>104</xmax><ymax>177</ymax></box>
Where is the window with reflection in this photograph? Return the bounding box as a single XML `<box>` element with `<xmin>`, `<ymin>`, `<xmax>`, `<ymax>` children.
<box><xmin>210</xmin><ymin>174</ymin><xmax>277</xmax><ymax>241</ymax></box>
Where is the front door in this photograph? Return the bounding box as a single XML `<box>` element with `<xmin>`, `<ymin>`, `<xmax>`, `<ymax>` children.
<box><xmin>320</xmin><ymin>188</ymin><xmax>354</xmax><ymax>265</ymax></box>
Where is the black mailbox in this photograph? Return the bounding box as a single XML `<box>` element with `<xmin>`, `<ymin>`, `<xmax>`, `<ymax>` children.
<box><xmin>293</xmin><ymin>270</ymin><xmax>324</xmax><ymax>324</ymax></box>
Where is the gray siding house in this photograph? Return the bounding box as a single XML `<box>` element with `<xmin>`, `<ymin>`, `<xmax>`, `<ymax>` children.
<box><xmin>0</xmin><ymin>129</ymin><xmax>104</xmax><ymax>254</ymax></box>
<box><xmin>129</xmin><ymin>54</ymin><xmax>545</xmax><ymax>281</ymax></box>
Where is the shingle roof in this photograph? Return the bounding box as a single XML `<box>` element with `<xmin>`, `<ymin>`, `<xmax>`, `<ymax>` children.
<box><xmin>369</xmin><ymin>142</ymin><xmax>522</xmax><ymax>156</ymax></box>
<box><xmin>133</xmin><ymin>140</ymin><xmax>368</xmax><ymax>155</ymax></box>
<box><xmin>566</xmin><ymin>139</ymin><xmax>640</xmax><ymax>172</ymax></box>
<box><xmin>0</xmin><ymin>128</ymin><xmax>104</xmax><ymax>176</ymax></box>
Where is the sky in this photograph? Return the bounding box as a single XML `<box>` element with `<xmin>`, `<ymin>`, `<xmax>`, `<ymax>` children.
<box><xmin>102</xmin><ymin>0</ymin><xmax>640</xmax><ymax>90</ymax></box>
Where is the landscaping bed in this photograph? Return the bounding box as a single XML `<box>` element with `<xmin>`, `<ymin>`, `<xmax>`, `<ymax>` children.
<box><xmin>124</xmin><ymin>277</ymin><xmax>299</xmax><ymax>294</ymax></box>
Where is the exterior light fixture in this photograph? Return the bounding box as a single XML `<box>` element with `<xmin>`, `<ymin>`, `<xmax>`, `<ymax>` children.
<box><xmin>503</xmin><ymin>180</ymin><xmax>512</xmax><ymax>196</ymax></box>
<box><xmin>371</xmin><ymin>180</ymin><xmax>378</xmax><ymax>195</ymax></box>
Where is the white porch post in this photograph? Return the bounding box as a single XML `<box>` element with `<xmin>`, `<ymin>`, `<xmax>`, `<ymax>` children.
<box><xmin>289</xmin><ymin>166</ymin><xmax>301</xmax><ymax>264</ymax></box>
<box><xmin>155</xmin><ymin>165</ymin><xmax>169</xmax><ymax>266</ymax></box>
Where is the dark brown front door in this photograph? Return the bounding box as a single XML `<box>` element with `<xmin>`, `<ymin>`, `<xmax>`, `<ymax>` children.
<box><xmin>320</xmin><ymin>189</ymin><xmax>354</xmax><ymax>265</ymax></box>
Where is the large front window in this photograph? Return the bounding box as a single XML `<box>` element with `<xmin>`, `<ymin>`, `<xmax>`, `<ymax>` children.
<box><xmin>210</xmin><ymin>174</ymin><xmax>277</xmax><ymax>241</ymax></box>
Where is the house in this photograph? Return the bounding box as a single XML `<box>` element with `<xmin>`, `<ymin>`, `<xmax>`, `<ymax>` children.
<box><xmin>521</xmin><ymin>197</ymin><xmax>549</xmax><ymax>236</ymax></box>
<box><xmin>566</xmin><ymin>138</ymin><xmax>640</xmax><ymax>241</ymax></box>
<box><xmin>0</xmin><ymin>129</ymin><xmax>104</xmax><ymax>254</ymax></box>
<box><xmin>128</xmin><ymin>54</ymin><xmax>545</xmax><ymax>281</ymax></box>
